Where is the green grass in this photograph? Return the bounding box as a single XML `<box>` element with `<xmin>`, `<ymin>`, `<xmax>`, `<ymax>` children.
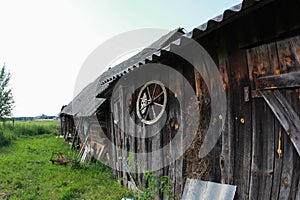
<box><xmin>0</xmin><ymin>122</ymin><xmax>133</xmax><ymax>200</ymax></box>
<box><xmin>0</xmin><ymin>120</ymin><xmax>60</xmax><ymax>146</ymax></box>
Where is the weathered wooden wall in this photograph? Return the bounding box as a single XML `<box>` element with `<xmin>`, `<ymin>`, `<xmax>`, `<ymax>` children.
<box><xmin>198</xmin><ymin>23</ymin><xmax>300</xmax><ymax>200</ymax></box>
<box><xmin>246</xmin><ymin>35</ymin><xmax>300</xmax><ymax>200</ymax></box>
<box><xmin>89</xmin><ymin>1</ymin><xmax>300</xmax><ymax>199</ymax></box>
<box><xmin>105</xmin><ymin>33</ymin><xmax>300</xmax><ymax>199</ymax></box>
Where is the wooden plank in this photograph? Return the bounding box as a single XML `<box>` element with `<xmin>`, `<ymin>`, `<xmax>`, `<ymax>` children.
<box><xmin>287</xmin><ymin>90</ymin><xmax>300</xmax><ymax>199</ymax></box>
<box><xmin>249</xmin><ymin>97</ymin><xmax>263</xmax><ymax>200</ymax></box>
<box><xmin>278</xmin><ymin>129</ymin><xmax>294</xmax><ymax>199</ymax></box>
<box><xmin>257</xmin><ymin>71</ymin><xmax>300</xmax><ymax>90</ymax></box>
<box><xmin>276</xmin><ymin>35</ymin><xmax>300</xmax><ymax>73</ymax></box>
<box><xmin>218</xmin><ymin>52</ymin><xmax>234</xmax><ymax>185</ymax></box>
<box><xmin>229</xmin><ymin>48</ymin><xmax>252</xmax><ymax>200</ymax></box>
<box><xmin>136</xmin><ymin>110</ymin><xmax>143</xmax><ymax>186</ymax></box>
<box><xmin>128</xmin><ymin>84</ymin><xmax>138</xmax><ymax>186</ymax></box>
<box><xmin>267</xmin><ymin>42</ymin><xmax>280</xmax><ymax>74</ymax></box>
<box><xmin>167</xmin><ymin>65</ymin><xmax>176</xmax><ymax>199</ymax></box>
<box><xmin>260</xmin><ymin>90</ymin><xmax>300</xmax><ymax>156</ymax></box>
<box><xmin>246</xmin><ymin>44</ymin><xmax>270</xmax><ymax>82</ymax></box>
<box><xmin>270</xmin><ymin>124</ymin><xmax>283</xmax><ymax>200</ymax></box>
<box><xmin>175</xmin><ymin>62</ymin><xmax>185</xmax><ymax>199</ymax></box>
<box><xmin>120</xmin><ymin>86</ymin><xmax>128</xmax><ymax>187</ymax></box>
<box><xmin>260</xmin><ymin>101</ymin><xmax>275</xmax><ymax>200</ymax></box>
<box><xmin>109</xmin><ymin>112</ymin><xmax>116</xmax><ymax>172</ymax></box>
<box><xmin>112</xmin><ymin>92</ymin><xmax>123</xmax><ymax>182</ymax></box>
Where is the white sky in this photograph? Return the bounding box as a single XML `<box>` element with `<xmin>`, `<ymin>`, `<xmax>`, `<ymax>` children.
<box><xmin>0</xmin><ymin>0</ymin><xmax>242</xmax><ymax>117</ymax></box>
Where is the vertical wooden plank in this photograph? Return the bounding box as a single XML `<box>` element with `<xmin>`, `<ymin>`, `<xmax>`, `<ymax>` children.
<box><xmin>174</xmin><ymin>62</ymin><xmax>185</xmax><ymax>199</ymax></box>
<box><xmin>291</xmin><ymin>36</ymin><xmax>300</xmax><ymax>68</ymax></box>
<box><xmin>120</xmin><ymin>86</ymin><xmax>128</xmax><ymax>187</ymax></box>
<box><xmin>260</xmin><ymin>103</ymin><xmax>275</xmax><ymax>200</ymax></box>
<box><xmin>128</xmin><ymin>84</ymin><xmax>138</xmax><ymax>186</ymax></box>
<box><xmin>230</xmin><ymin>48</ymin><xmax>252</xmax><ymax>200</ymax></box>
<box><xmin>278</xmin><ymin>129</ymin><xmax>294</xmax><ymax>200</ymax></box>
<box><xmin>276</xmin><ymin>36</ymin><xmax>300</xmax><ymax>73</ymax></box>
<box><xmin>248</xmin><ymin>97</ymin><xmax>261</xmax><ymax>200</ymax></box>
<box><xmin>136</xmin><ymin>92</ymin><xmax>144</xmax><ymax>187</ymax></box>
<box><xmin>218</xmin><ymin>51</ymin><xmax>234</xmax><ymax>185</ymax></box>
<box><xmin>110</xmin><ymin>102</ymin><xmax>117</xmax><ymax>175</ymax></box>
<box><xmin>267</xmin><ymin>42</ymin><xmax>280</xmax><ymax>75</ymax></box>
<box><xmin>112</xmin><ymin>90</ymin><xmax>123</xmax><ymax>183</ymax></box>
<box><xmin>270</xmin><ymin>123</ymin><xmax>283</xmax><ymax>200</ymax></box>
<box><xmin>247</xmin><ymin>45</ymin><xmax>270</xmax><ymax>82</ymax></box>
<box><xmin>165</xmin><ymin>64</ymin><xmax>176</xmax><ymax>199</ymax></box>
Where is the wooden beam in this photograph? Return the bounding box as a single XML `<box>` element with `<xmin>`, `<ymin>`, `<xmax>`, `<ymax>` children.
<box><xmin>257</xmin><ymin>71</ymin><xmax>300</xmax><ymax>90</ymax></box>
<box><xmin>260</xmin><ymin>90</ymin><xmax>300</xmax><ymax>156</ymax></box>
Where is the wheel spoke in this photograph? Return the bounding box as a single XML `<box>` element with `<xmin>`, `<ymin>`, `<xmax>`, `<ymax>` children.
<box><xmin>151</xmin><ymin>84</ymin><xmax>157</xmax><ymax>99</ymax></box>
<box><xmin>150</xmin><ymin>105</ymin><xmax>156</xmax><ymax>119</ymax></box>
<box><xmin>144</xmin><ymin>106</ymin><xmax>150</xmax><ymax>119</ymax></box>
<box><xmin>153</xmin><ymin>91</ymin><xmax>164</xmax><ymax>102</ymax></box>
<box><xmin>146</xmin><ymin>86</ymin><xmax>151</xmax><ymax>99</ymax></box>
<box><xmin>137</xmin><ymin>80</ymin><xmax>167</xmax><ymax>125</ymax></box>
<box><xmin>153</xmin><ymin>102</ymin><xmax>164</xmax><ymax>107</ymax></box>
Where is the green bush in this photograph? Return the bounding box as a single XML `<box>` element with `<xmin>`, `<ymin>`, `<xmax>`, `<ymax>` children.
<box><xmin>0</xmin><ymin>130</ymin><xmax>11</xmax><ymax>146</ymax></box>
<box><xmin>0</xmin><ymin>124</ymin><xmax>16</xmax><ymax>146</ymax></box>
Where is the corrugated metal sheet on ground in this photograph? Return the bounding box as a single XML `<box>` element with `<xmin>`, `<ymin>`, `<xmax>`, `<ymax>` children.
<box><xmin>182</xmin><ymin>179</ymin><xmax>237</xmax><ymax>200</ymax></box>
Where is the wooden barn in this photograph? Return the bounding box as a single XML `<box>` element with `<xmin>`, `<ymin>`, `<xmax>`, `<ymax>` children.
<box><xmin>60</xmin><ymin>76</ymin><xmax>109</xmax><ymax>162</ymax></box>
<box><xmin>91</xmin><ymin>0</ymin><xmax>300</xmax><ymax>199</ymax></box>
<box><xmin>60</xmin><ymin>29</ymin><xmax>184</xmax><ymax>163</ymax></box>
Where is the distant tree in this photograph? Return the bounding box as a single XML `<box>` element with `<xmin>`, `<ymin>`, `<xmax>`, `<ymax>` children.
<box><xmin>0</xmin><ymin>63</ymin><xmax>14</xmax><ymax>120</ymax></box>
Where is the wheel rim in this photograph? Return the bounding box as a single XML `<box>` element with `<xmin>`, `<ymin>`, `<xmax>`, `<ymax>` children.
<box><xmin>136</xmin><ymin>80</ymin><xmax>167</xmax><ymax>125</ymax></box>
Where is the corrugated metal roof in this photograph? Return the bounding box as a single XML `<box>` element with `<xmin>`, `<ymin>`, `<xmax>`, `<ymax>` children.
<box><xmin>178</xmin><ymin>0</ymin><xmax>277</xmax><ymax>40</ymax></box>
<box><xmin>96</xmin><ymin>28</ymin><xmax>184</xmax><ymax>96</ymax></box>
<box><xmin>61</xmin><ymin>28</ymin><xmax>184</xmax><ymax>117</ymax></box>
<box><xmin>95</xmin><ymin>0</ymin><xmax>274</xmax><ymax>97</ymax></box>
<box><xmin>60</xmin><ymin>76</ymin><xmax>105</xmax><ymax>117</ymax></box>
<box><xmin>62</xmin><ymin>0</ymin><xmax>274</xmax><ymax>116</ymax></box>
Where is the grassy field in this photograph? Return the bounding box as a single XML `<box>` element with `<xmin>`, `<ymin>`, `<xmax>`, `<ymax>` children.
<box><xmin>0</xmin><ymin>121</ymin><xmax>133</xmax><ymax>200</ymax></box>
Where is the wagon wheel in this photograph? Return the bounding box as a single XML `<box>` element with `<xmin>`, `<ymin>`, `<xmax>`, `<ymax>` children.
<box><xmin>136</xmin><ymin>80</ymin><xmax>167</xmax><ymax>125</ymax></box>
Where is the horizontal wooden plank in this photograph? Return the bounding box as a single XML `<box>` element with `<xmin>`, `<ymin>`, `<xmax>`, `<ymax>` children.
<box><xmin>260</xmin><ymin>90</ymin><xmax>300</xmax><ymax>156</ymax></box>
<box><xmin>257</xmin><ymin>71</ymin><xmax>300</xmax><ymax>90</ymax></box>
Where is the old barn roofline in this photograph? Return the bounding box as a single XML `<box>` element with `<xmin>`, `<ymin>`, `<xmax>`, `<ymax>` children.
<box><xmin>188</xmin><ymin>0</ymin><xmax>277</xmax><ymax>41</ymax></box>
<box><xmin>61</xmin><ymin>29</ymin><xmax>184</xmax><ymax>117</ymax></box>
<box><xmin>60</xmin><ymin>76</ymin><xmax>105</xmax><ymax>117</ymax></box>
<box><xmin>95</xmin><ymin>0</ymin><xmax>281</xmax><ymax>98</ymax></box>
<box><xmin>95</xmin><ymin>28</ymin><xmax>185</xmax><ymax>98</ymax></box>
